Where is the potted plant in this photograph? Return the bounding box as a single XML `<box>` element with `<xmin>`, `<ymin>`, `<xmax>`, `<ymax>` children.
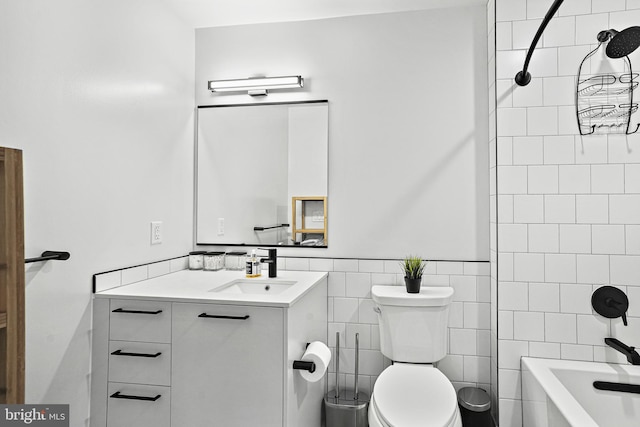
<box><xmin>400</xmin><ymin>255</ymin><xmax>426</xmax><ymax>293</ymax></box>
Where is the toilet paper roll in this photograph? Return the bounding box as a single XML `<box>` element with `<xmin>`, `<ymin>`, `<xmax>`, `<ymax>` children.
<box><xmin>299</xmin><ymin>341</ymin><xmax>331</xmax><ymax>382</ymax></box>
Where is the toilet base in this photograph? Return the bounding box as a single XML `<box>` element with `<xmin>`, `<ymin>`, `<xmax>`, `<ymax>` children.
<box><xmin>368</xmin><ymin>393</ymin><xmax>462</xmax><ymax>427</ymax></box>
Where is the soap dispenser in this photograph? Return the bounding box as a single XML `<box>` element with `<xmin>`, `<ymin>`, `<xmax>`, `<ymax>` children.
<box><xmin>245</xmin><ymin>250</ymin><xmax>261</xmax><ymax>278</ymax></box>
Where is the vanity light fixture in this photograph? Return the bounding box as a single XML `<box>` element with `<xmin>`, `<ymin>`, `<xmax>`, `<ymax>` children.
<box><xmin>208</xmin><ymin>75</ymin><xmax>304</xmax><ymax>96</ymax></box>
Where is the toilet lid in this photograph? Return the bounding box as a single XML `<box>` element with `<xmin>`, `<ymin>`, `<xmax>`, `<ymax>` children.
<box><xmin>373</xmin><ymin>364</ymin><xmax>457</xmax><ymax>427</ymax></box>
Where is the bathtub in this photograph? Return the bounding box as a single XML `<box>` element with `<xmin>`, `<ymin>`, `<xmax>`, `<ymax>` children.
<box><xmin>521</xmin><ymin>357</ymin><xmax>640</xmax><ymax>427</ymax></box>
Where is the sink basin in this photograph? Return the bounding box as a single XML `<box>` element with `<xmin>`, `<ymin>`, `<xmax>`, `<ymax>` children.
<box><xmin>211</xmin><ymin>280</ymin><xmax>296</xmax><ymax>295</ymax></box>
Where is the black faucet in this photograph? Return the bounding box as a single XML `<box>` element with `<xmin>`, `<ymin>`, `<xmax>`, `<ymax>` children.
<box><xmin>258</xmin><ymin>248</ymin><xmax>277</xmax><ymax>278</ymax></box>
<box><xmin>605</xmin><ymin>338</ymin><xmax>640</xmax><ymax>365</ymax></box>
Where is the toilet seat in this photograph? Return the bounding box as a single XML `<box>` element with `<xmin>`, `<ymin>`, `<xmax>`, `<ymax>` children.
<box><xmin>371</xmin><ymin>364</ymin><xmax>459</xmax><ymax>427</ymax></box>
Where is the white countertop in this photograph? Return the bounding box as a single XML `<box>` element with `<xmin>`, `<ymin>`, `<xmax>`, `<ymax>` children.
<box><xmin>95</xmin><ymin>269</ymin><xmax>328</xmax><ymax>308</ymax></box>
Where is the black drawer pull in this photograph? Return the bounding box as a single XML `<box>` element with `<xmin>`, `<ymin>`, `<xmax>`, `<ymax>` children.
<box><xmin>198</xmin><ymin>313</ymin><xmax>250</xmax><ymax>320</ymax></box>
<box><xmin>112</xmin><ymin>308</ymin><xmax>163</xmax><ymax>315</ymax></box>
<box><xmin>110</xmin><ymin>391</ymin><xmax>161</xmax><ymax>401</ymax></box>
<box><xmin>111</xmin><ymin>349</ymin><xmax>162</xmax><ymax>358</ymax></box>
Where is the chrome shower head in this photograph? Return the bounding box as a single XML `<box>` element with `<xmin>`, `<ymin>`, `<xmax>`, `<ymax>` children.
<box><xmin>605</xmin><ymin>26</ymin><xmax>640</xmax><ymax>58</ymax></box>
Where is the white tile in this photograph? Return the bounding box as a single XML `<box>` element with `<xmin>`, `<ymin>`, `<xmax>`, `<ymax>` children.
<box><xmin>610</xmin><ymin>9</ymin><xmax>640</xmax><ymax>29</ymax></box>
<box><xmin>334</xmin><ymin>259</ymin><xmax>359</xmax><ymax>272</ymax></box>
<box><xmin>529</xmin><ymin>342</ymin><xmax>560</xmax><ymax>359</ymax></box>
<box><xmin>449</xmin><ymin>302</ymin><xmax>464</xmax><ymax>328</ymax></box>
<box><xmin>148</xmin><ymin>260</ymin><xmax>171</xmax><ymax>278</ymax></box>
<box><xmin>529</xmin><ymin>224</ymin><xmax>559</xmax><ymax>253</ymax></box>
<box><xmin>514</xmin><ymin>195</ymin><xmax>544</xmax><ymax>223</ymax></box>
<box><xmin>610</xmin><ymin>195</ymin><xmax>640</xmax><ymax>224</ymax></box>
<box><xmin>328</xmin><ymin>272</ymin><xmax>346</xmax><ymax>297</ymax></box>
<box><xmin>499</xmin><ymin>195</ymin><xmax>514</xmax><ymax>223</ymax></box>
<box><xmin>497</xmin><ymin>108</ymin><xmax>528</xmax><ymax>136</ymax></box>
<box><xmin>559</xmin><ymin>106</ymin><xmax>580</xmax><ymax>135</ymax></box>
<box><xmin>359</xmin><ymin>260</ymin><xmax>384</xmax><ymax>273</ymax></box>
<box><xmin>499</xmin><ymin>369</ymin><xmax>522</xmax><ymax>400</ymax></box>
<box><xmin>512</xmin><ymin>78</ymin><xmax>543</xmax><ymax>107</ymax></box>
<box><xmin>576</xmin><ymin>135</ymin><xmax>608</xmax><ymax>164</ymax></box>
<box><xmin>371</xmin><ymin>325</ymin><xmax>380</xmax><ymax>350</ymax></box>
<box><xmin>529</xmin><ymin>282</ymin><xmax>560</xmax><ymax>312</ymax></box>
<box><xmin>346</xmin><ymin>323</ymin><xmax>371</xmax><ymax>349</ymax></box>
<box><xmin>528</xmin><ymin>48</ymin><xmax>559</xmax><ymax>78</ymax></box>
<box><xmin>559</xmin><ymin>165</ymin><xmax>590</xmax><ymax>194</ymax></box>
<box><xmin>286</xmin><ymin>257</ymin><xmax>310</xmax><ymax>271</ymax></box>
<box><xmin>625</xmin><ymin>164</ymin><xmax>640</xmax><ymax>194</ymax></box>
<box><xmin>577</xmin><ymin>315</ymin><xmax>609</xmax><ymax>346</ymax></box>
<box><xmin>513</xmin><ymin>311</ymin><xmax>545</xmax><ymax>341</ymax></box>
<box><xmin>333</xmin><ymin>298</ymin><xmax>359</xmax><ymax>323</ymax></box>
<box><xmin>526</xmin><ymin>0</ymin><xmax>551</xmax><ymax>18</ymax></box>
<box><xmin>498</xmin><ymin>282</ymin><xmax>528</xmax><ymax>311</ymax></box>
<box><xmin>499</xmin><ymin>223</ymin><xmax>528</xmax><ymax>252</ymax></box>
<box><xmin>477</xmin><ymin>330</ymin><xmax>491</xmax><ymax>357</ymax></box>
<box><xmin>94</xmin><ymin>270</ymin><xmax>121</xmax><ymax>292</ymax></box>
<box><xmin>512</xmin><ymin>19</ymin><xmax>542</xmax><ymax>50</ymax></box>
<box><xmin>545</xmin><ymin>313</ymin><xmax>577</xmax><ymax>343</ymax></box>
<box><xmin>592</xmin><ymin>164</ymin><xmax>624</xmax><ymax>194</ymax></box>
<box><xmin>576</xmin><ymin>13</ymin><xmax>609</xmax><ymax>45</ymax></box>
<box><xmin>528</xmin><ymin>107</ymin><xmax>559</xmax><ymax>136</ymax></box>
<box><xmin>499</xmin><ymin>252</ymin><xmax>514</xmax><ymax>281</ymax></box>
<box><xmin>558</xmin><ymin>0</ymin><xmax>591</xmax><ymax>15</ymax></box>
<box><xmin>500</xmin><ymin>399</ymin><xmax>523</xmax><ymax>427</ymax></box>
<box><xmin>310</xmin><ymin>258</ymin><xmax>334</xmax><ymax>272</ymax></box>
<box><xmin>558</xmin><ymin>46</ymin><xmax>593</xmax><ymax>77</ymax></box>
<box><xmin>496</xmin><ymin>22</ymin><xmax>512</xmax><ymax>51</ymax></box>
<box><xmin>560</xmin><ymin>284</ymin><xmax>593</xmax><ymax>314</ymax></box>
<box><xmin>499</xmin><ymin>166</ymin><xmax>528</xmax><ymax>194</ymax></box>
<box><xmin>450</xmin><ymin>275</ymin><xmax>477</xmax><ymax>302</ymax></box>
<box><xmin>121</xmin><ymin>265</ymin><xmax>148</xmax><ymax>285</ymax></box>
<box><xmin>513</xmin><ymin>253</ymin><xmax>545</xmax><ymax>282</ymax></box>
<box><xmin>496</xmin><ymin>82</ymin><xmax>513</xmax><ymax>110</ymax></box>
<box><xmin>592</xmin><ymin>225</ymin><xmax>625</xmax><ymax>254</ymax></box>
<box><xmin>437</xmin><ymin>262</ymin><xmax>464</xmax><ymax>275</ymax></box>
<box><xmin>592</xmin><ymin>0</ymin><xmax>625</xmax><ymax>12</ymax></box>
<box><xmin>170</xmin><ymin>256</ymin><xmax>188</xmax><ymax>272</ymax></box>
<box><xmin>438</xmin><ymin>355</ymin><xmax>464</xmax><ymax>382</ymax></box>
<box><xmin>561</xmin><ymin>344</ymin><xmax>593</xmax><ymax>361</ymax></box>
<box><xmin>371</xmin><ymin>273</ymin><xmax>397</xmax><ymax>286</ymax></box>
<box><xmin>463</xmin><ymin>302</ymin><xmax>491</xmax><ymax>330</ymax></box>
<box><xmin>383</xmin><ymin>260</ymin><xmax>403</xmax><ymax>275</ymax></box>
<box><xmin>626</xmin><ymin>226</ymin><xmax>640</xmax><ymax>255</ymax></box>
<box><xmin>528</xmin><ymin>165</ymin><xmax>558</xmax><ymax>194</ymax></box>
<box><xmin>463</xmin><ymin>356</ymin><xmax>491</xmax><ymax>384</ymax></box>
<box><xmin>345</xmin><ymin>273</ymin><xmax>371</xmax><ymax>298</ymax></box>
<box><xmin>544</xmin><ymin>135</ymin><xmax>575</xmax><ymax>164</ymax></box>
<box><xmin>610</xmin><ymin>136</ymin><xmax>640</xmax><ymax>163</ymax></box>
<box><xmin>610</xmin><ymin>255</ymin><xmax>640</xmax><ymax>285</ymax></box>
<box><xmin>449</xmin><ymin>329</ymin><xmax>477</xmax><ymax>356</ymax></box>
<box><xmin>463</xmin><ymin>262</ymin><xmax>490</xmax><ymax>276</ymax></box>
<box><xmin>576</xmin><ymin>195</ymin><xmax>608</xmax><ymax>224</ymax></box>
<box><xmin>576</xmin><ymin>255</ymin><xmax>610</xmax><ymax>285</ymax></box>
<box><xmin>543</xmin><ymin>76</ymin><xmax>574</xmax><ymax>106</ymax></box>
<box><xmin>612</xmin><ymin>314</ymin><xmax>640</xmax><ymax>345</ymax></box>
<box><xmin>498</xmin><ymin>340</ymin><xmax>529</xmax><ymax>369</ymax></box>
<box><xmin>559</xmin><ymin>224</ymin><xmax>591</xmax><ymax>254</ymax></box>
<box><xmin>513</xmin><ymin>136</ymin><xmax>543</xmax><ymax>164</ymax></box>
<box><xmin>543</xmin><ymin>17</ymin><xmax>575</xmax><ymax>47</ymax></box>
<box><xmin>498</xmin><ymin>311</ymin><xmax>514</xmax><ymax>339</ymax></box>
<box><xmin>545</xmin><ymin>254</ymin><xmax>577</xmax><ymax>283</ymax></box>
<box><xmin>545</xmin><ymin>195</ymin><xmax>576</xmax><ymax>223</ymax></box>
<box><xmin>496</xmin><ymin>0</ymin><xmax>526</xmax><ymax>21</ymax></box>
<box><xmin>328</xmin><ymin>323</ymin><xmax>346</xmax><ymax>347</ymax></box>
<box><xmin>477</xmin><ymin>276</ymin><xmax>491</xmax><ymax>303</ymax></box>
<box><xmin>358</xmin><ymin>299</ymin><xmax>378</xmax><ymax>324</ymax></box>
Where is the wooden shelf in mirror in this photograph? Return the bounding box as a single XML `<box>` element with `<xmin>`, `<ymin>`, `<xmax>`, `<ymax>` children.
<box><xmin>0</xmin><ymin>312</ymin><xmax>6</xmax><ymax>329</ymax></box>
<box><xmin>291</xmin><ymin>196</ymin><xmax>327</xmax><ymax>245</ymax></box>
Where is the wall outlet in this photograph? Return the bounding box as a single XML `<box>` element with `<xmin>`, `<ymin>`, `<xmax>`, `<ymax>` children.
<box><xmin>151</xmin><ymin>221</ymin><xmax>162</xmax><ymax>245</ymax></box>
<box><xmin>217</xmin><ymin>218</ymin><xmax>225</xmax><ymax>236</ymax></box>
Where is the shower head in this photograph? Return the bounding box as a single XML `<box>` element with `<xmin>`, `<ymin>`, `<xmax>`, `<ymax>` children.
<box><xmin>605</xmin><ymin>26</ymin><xmax>640</xmax><ymax>58</ymax></box>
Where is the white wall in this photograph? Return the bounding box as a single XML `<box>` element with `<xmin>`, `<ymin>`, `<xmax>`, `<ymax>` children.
<box><xmin>494</xmin><ymin>1</ymin><xmax>640</xmax><ymax>426</ymax></box>
<box><xmin>0</xmin><ymin>1</ymin><xmax>194</xmax><ymax>425</ymax></box>
<box><xmin>195</xmin><ymin>7</ymin><xmax>490</xmax><ymax>261</ymax></box>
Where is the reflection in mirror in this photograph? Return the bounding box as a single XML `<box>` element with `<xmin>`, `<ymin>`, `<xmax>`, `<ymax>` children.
<box><xmin>196</xmin><ymin>101</ymin><xmax>328</xmax><ymax>247</ymax></box>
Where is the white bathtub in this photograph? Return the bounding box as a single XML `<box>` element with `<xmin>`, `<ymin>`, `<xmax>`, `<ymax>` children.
<box><xmin>521</xmin><ymin>357</ymin><xmax>640</xmax><ymax>427</ymax></box>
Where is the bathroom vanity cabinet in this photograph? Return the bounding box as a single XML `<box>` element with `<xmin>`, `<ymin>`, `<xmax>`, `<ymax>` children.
<box><xmin>90</xmin><ymin>270</ymin><xmax>327</xmax><ymax>427</ymax></box>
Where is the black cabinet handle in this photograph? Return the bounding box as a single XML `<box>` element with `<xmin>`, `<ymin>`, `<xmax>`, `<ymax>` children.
<box><xmin>198</xmin><ymin>313</ymin><xmax>250</xmax><ymax>320</ymax></box>
<box><xmin>110</xmin><ymin>391</ymin><xmax>161</xmax><ymax>401</ymax></box>
<box><xmin>111</xmin><ymin>349</ymin><xmax>162</xmax><ymax>358</ymax></box>
<box><xmin>112</xmin><ymin>308</ymin><xmax>163</xmax><ymax>315</ymax></box>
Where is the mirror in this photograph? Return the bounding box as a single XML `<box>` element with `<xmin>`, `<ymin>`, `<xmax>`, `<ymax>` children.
<box><xmin>196</xmin><ymin>101</ymin><xmax>328</xmax><ymax>247</ymax></box>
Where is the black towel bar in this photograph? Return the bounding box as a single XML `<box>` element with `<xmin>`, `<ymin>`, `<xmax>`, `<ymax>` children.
<box><xmin>25</xmin><ymin>251</ymin><xmax>70</xmax><ymax>264</ymax></box>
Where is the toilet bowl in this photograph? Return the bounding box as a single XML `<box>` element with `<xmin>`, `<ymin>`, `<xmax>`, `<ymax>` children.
<box><xmin>368</xmin><ymin>364</ymin><xmax>461</xmax><ymax>427</ymax></box>
<box><xmin>369</xmin><ymin>285</ymin><xmax>462</xmax><ymax>427</ymax></box>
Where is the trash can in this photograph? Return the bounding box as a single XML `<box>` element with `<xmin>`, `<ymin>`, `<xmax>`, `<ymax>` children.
<box><xmin>457</xmin><ymin>387</ymin><xmax>492</xmax><ymax>427</ymax></box>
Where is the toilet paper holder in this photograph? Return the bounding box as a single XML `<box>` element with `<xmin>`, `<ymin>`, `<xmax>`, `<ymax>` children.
<box><xmin>292</xmin><ymin>342</ymin><xmax>316</xmax><ymax>373</ymax></box>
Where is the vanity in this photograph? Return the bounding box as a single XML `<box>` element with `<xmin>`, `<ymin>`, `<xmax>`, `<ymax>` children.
<box><xmin>90</xmin><ymin>269</ymin><xmax>328</xmax><ymax>427</ymax></box>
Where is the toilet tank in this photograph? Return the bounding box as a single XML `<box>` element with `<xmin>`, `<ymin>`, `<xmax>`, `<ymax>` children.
<box><xmin>371</xmin><ymin>285</ymin><xmax>454</xmax><ymax>363</ymax></box>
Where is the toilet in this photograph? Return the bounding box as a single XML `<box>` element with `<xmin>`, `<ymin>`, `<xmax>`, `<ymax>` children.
<box><xmin>369</xmin><ymin>285</ymin><xmax>462</xmax><ymax>427</ymax></box>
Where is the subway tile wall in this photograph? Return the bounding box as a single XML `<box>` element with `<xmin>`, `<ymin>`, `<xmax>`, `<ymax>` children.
<box><xmin>278</xmin><ymin>257</ymin><xmax>492</xmax><ymax>398</ymax></box>
<box><xmin>495</xmin><ymin>1</ymin><xmax>640</xmax><ymax>426</ymax></box>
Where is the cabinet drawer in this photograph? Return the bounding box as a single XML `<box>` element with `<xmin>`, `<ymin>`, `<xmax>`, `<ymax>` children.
<box><xmin>107</xmin><ymin>382</ymin><xmax>170</xmax><ymax>427</ymax></box>
<box><xmin>108</xmin><ymin>341</ymin><xmax>170</xmax><ymax>386</ymax></box>
<box><xmin>109</xmin><ymin>299</ymin><xmax>171</xmax><ymax>343</ymax></box>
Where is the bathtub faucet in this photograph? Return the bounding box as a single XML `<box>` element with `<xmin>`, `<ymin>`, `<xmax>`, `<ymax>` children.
<box><xmin>605</xmin><ymin>338</ymin><xmax>640</xmax><ymax>365</ymax></box>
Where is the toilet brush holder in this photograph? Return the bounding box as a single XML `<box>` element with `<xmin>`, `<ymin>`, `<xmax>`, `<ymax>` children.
<box><xmin>323</xmin><ymin>332</ymin><xmax>370</xmax><ymax>427</ymax></box>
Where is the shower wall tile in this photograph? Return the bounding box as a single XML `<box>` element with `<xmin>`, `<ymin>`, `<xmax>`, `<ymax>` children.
<box><xmin>496</xmin><ymin>2</ymin><xmax>640</xmax><ymax>425</ymax></box>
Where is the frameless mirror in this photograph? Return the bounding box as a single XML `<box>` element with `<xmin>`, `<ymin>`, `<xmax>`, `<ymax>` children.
<box><xmin>196</xmin><ymin>101</ymin><xmax>328</xmax><ymax>247</ymax></box>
